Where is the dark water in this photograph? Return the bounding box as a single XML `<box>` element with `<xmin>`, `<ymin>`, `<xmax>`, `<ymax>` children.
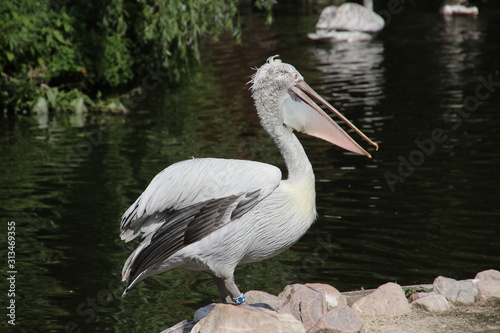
<box><xmin>1</xmin><ymin>1</ymin><xmax>500</xmax><ymax>332</ymax></box>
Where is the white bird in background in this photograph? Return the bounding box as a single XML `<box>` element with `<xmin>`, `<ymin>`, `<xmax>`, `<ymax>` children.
<box><xmin>308</xmin><ymin>0</ymin><xmax>385</xmax><ymax>42</ymax></box>
<box><xmin>120</xmin><ymin>56</ymin><xmax>378</xmax><ymax>304</ymax></box>
<box><xmin>441</xmin><ymin>0</ymin><xmax>478</xmax><ymax>16</ymax></box>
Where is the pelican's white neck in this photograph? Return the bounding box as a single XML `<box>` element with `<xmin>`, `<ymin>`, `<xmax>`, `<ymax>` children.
<box><xmin>268</xmin><ymin>121</ymin><xmax>317</xmax><ymax>220</ymax></box>
<box><xmin>275</xmin><ymin>124</ymin><xmax>315</xmax><ymax>183</ymax></box>
<box><xmin>363</xmin><ymin>0</ymin><xmax>373</xmax><ymax>11</ymax></box>
<box><xmin>253</xmin><ymin>93</ymin><xmax>314</xmax><ymax>184</ymax></box>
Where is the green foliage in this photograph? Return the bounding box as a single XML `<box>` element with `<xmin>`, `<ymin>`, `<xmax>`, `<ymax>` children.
<box><xmin>403</xmin><ymin>285</ymin><xmax>433</xmax><ymax>298</ymax></box>
<box><xmin>0</xmin><ymin>0</ymin><xmax>275</xmax><ymax>114</ymax></box>
<box><xmin>254</xmin><ymin>0</ymin><xmax>277</xmax><ymax>24</ymax></box>
<box><xmin>132</xmin><ymin>0</ymin><xmax>239</xmax><ymax>82</ymax></box>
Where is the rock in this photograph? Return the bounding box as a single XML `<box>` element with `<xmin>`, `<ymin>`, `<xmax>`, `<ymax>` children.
<box><xmin>159</xmin><ymin>319</ymin><xmax>195</xmax><ymax>333</ymax></box>
<box><xmin>276</xmin><ymin>284</ymin><xmax>327</xmax><ymax>331</ymax></box>
<box><xmin>244</xmin><ymin>290</ymin><xmax>280</xmax><ymax>309</ymax></box>
<box><xmin>193</xmin><ymin>303</ymin><xmax>216</xmax><ymax>322</ymax></box>
<box><xmin>408</xmin><ymin>292</ymin><xmax>433</xmax><ymax>303</ymax></box>
<box><xmin>191</xmin><ymin>303</ymin><xmax>306</xmax><ymax>333</ymax></box>
<box><xmin>306</xmin><ymin>283</ymin><xmax>348</xmax><ymax>310</ymax></box>
<box><xmin>475</xmin><ymin>269</ymin><xmax>500</xmax><ymax>282</ymax></box>
<box><xmin>476</xmin><ymin>280</ymin><xmax>500</xmax><ymax>300</ymax></box>
<box><xmin>385</xmin><ymin>330</ymin><xmax>412</xmax><ymax>333</ymax></box>
<box><xmin>342</xmin><ymin>289</ymin><xmax>376</xmax><ymax>307</ymax></box>
<box><xmin>410</xmin><ymin>294</ymin><xmax>452</xmax><ymax>312</ymax></box>
<box><xmin>309</xmin><ymin>304</ymin><xmax>363</xmax><ymax>333</ymax></box>
<box><xmin>433</xmin><ymin>276</ymin><xmax>479</xmax><ymax>305</ymax></box>
<box><xmin>352</xmin><ymin>282</ymin><xmax>411</xmax><ymax>316</ymax></box>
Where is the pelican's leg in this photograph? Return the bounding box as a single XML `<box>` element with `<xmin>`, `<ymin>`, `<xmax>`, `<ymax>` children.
<box><xmin>224</xmin><ymin>276</ymin><xmax>245</xmax><ymax>304</ymax></box>
<box><xmin>213</xmin><ymin>276</ymin><xmax>232</xmax><ymax>303</ymax></box>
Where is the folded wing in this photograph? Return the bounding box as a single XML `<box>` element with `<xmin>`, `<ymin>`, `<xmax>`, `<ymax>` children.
<box><xmin>120</xmin><ymin>158</ymin><xmax>282</xmax><ymax>292</ymax></box>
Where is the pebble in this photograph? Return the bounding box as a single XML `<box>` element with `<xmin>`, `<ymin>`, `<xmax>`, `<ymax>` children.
<box><xmin>306</xmin><ymin>283</ymin><xmax>348</xmax><ymax>310</ymax></box>
<box><xmin>407</xmin><ymin>292</ymin><xmax>433</xmax><ymax>303</ymax></box>
<box><xmin>476</xmin><ymin>280</ymin><xmax>500</xmax><ymax>300</ymax></box>
<box><xmin>275</xmin><ymin>283</ymin><xmax>327</xmax><ymax>331</ymax></box>
<box><xmin>244</xmin><ymin>289</ymin><xmax>280</xmax><ymax>310</ymax></box>
<box><xmin>475</xmin><ymin>269</ymin><xmax>500</xmax><ymax>282</ymax></box>
<box><xmin>191</xmin><ymin>303</ymin><xmax>306</xmax><ymax>333</ymax></box>
<box><xmin>410</xmin><ymin>294</ymin><xmax>452</xmax><ymax>312</ymax></box>
<box><xmin>433</xmin><ymin>276</ymin><xmax>479</xmax><ymax>305</ymax></box>
<box><xmin>159</xmin><ymin>319</ymin><xmax>194</xmax><ymax>333</ymax></box>
<box><xmin>352</xmin><ymin>282</ymin><xmax>411</xmax><ymax>316</ymax></box>
<box><xmin>309</xmin><ymin>304</ymin><xmax>363</xmax><ymax>333</ymax></box>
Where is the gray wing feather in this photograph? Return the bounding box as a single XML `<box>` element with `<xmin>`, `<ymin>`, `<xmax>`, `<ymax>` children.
<box><xmin>120</xmin><ymin>158</ymin><xmax>281</xmax><ymax>242</ymax></box>
<box><xmin>123</xmin><ymin>190</ymin><xmax>262</xmax><ymax>287</ymax></box>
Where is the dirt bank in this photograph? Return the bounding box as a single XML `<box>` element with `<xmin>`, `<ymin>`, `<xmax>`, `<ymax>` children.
<box><xmin>360</xmin><ymin>298</ymin><xmax>500</xmax><ymax>333</ymax></box>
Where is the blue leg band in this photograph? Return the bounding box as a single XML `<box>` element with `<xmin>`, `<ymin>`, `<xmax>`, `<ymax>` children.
<box><xmin>233</xmin><ymin>294</ymin><xmax>246</xmax><ymax>304</ymax></box>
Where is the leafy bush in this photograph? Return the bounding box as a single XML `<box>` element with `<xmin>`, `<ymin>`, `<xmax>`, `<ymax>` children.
<box><xmin>0</xmin><ymin>0</ymin><xmax>273</xmax><ymax>114</ymax></box>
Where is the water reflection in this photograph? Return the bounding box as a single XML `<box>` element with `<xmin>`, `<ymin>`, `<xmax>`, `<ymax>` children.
<box><xmin>311</xmin><ymin>40</ymin><xmax>385</xmax><ymax>109</ymax></box>
<box><xmin>441</xmin><ymin>15</ymin><xmax>480</xmax><ymax>43</ymax></box>
<box><xmin>433</xmin><ymin>15</ymin><xmax>481</xmax><ymax>112</ymax></box>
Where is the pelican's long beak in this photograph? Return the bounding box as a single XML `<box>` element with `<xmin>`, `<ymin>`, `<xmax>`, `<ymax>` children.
<box><xmin>286</xmin><ymin>80</ymin><xmax>378</xmax><ymax>158</ymax></box>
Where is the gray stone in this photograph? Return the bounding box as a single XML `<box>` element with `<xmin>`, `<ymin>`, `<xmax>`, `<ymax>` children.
<box><xmin>410</xmin><ymin>294</ymin><xmax>452</xmax><ymax>312</ymax></box>
<box><xmin>385</xmin><ymin>330</ymin><xmax>413</xmax><ymax>333</ymax></box>
<box><xmin>476</xmin><ymin>280</ymin><xmax>500</xmax><ymax>300</ymax></box>
<box><xmin>408</xmin><ymin>292</ymin><xmax>433</xmax><ymax>303</ymax></box>
<box><xmin>193</xmin><ymin>303</ymin><xmax>216</xmax><ymax>322</ymax></box>
<box><xmin>433</xmin><ymin>276</ymin><xmax>479</xmax><ymax>305</ymax></box>
<box><xmin>352</xmin><ymin>282</ymin><xmax>411</xmax><ymax>316</ymax></box>
<box><xmin>276</xmin><ymin>284</ymin><xmax>327</xmax><ymax>331</ymax></box>
<box><xmin>160</xmin><ymin>319</ymin><xmax>195</xmax><ymax>333</ymax></box>
<box><xmin>309</xmin><ymin>304</ymin><xmax>363</xmax><ymax>333</ymax></box>
<box><xmin>342</xmin><ymin>289</ymin><xmax>376</xmax><ymax>307</ymax></box>
<box><xmin>191</xmin><ymin>303</ymin><xmax>306</xmax><ymax>333</ymax></box>
<box><xmin>306</xmin><ymin>283</ymin><xmax>348</xmax><ymax>310</ymax></box>
<box><xmin>244</xmin><ymin>289</ymin><xmax>280</xmax><ymax>310</ymax></box>
<box><xmin>475</xmin><ymin>269</ymin><xmax>500</xmax><ymax>282</ymax></box>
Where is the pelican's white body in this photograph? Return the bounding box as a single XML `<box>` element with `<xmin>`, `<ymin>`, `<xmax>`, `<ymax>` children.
<box><xmin>122</xmin><ymin>156</ymin><xmax>316</xmax><ymax>285</ymax></box>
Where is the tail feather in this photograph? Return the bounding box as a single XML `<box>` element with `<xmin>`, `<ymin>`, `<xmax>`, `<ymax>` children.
<box><xmin>121</xmin><ymin>236</ymin><xmax>153</xmax><ymax>296</ymax></box>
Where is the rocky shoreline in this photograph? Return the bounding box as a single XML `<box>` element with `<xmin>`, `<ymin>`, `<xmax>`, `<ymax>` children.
<box><xmin>161</xmin><ymin>269</ymin><xmax>500</xmax><ymax>333</ymax></box>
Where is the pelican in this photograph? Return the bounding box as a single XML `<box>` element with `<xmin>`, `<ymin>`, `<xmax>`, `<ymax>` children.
<box><xmin>120</xmin><ymin>56</ymin><xmax>378</xmax><ymax>304</ymax></box>
<box><xmin>441</xmin><ymin>0</ymin><xmax>478</xmax><ymax>16</ymax></box>
<box><xmin>308</xmin><ymin>0</ymin><xmax>385</xmax><ymax>42</ymax></box>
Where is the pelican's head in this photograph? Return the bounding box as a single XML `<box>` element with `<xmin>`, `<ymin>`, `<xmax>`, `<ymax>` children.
<box><xmin>251</xmin><ymin>56</ymin><xmax>304</xmax><ymax>103</ymax></box>
<box><xmin>251</xmin><ymin>56</ymin><xmax>378</xmax><ymax>157</ymax></box>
